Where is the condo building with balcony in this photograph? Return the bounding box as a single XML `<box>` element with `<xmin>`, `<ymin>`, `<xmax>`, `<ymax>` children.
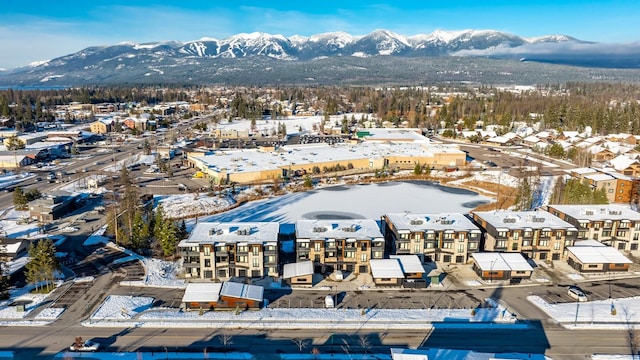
<box><xmin>472</xmin><ymin>210</ymin><xmax>577</xmax><ymax>262</ymax></box>
<box><xmin>382</xmin><ymin>213</ymin><xmax>482</xmax><ymax>264</ymax></box>
<box><xmin>179</xmin><ymin>222</ymin><xmax>279</xmax><ymax>280</ymax></box>
<box><xmin>545</xmin><ymin>204</ymin><xmax>640</xmax><ymax>254</ymax></box>
<box><xmin>295</xmin><ymin>219</ymin><xmax>384</xmax><ymax>274</ymax></box>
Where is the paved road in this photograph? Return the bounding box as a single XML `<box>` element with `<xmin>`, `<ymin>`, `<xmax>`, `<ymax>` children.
<box><xmin>1</xmin><ymin>322</ymin><xmax>637</xmax><ymax>359</ymax></box>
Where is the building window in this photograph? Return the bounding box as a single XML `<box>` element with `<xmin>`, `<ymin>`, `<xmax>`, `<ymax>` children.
<box><xmin>524</xmin><ymin>231</ymin><xmax>532</xmax><ymax>237</ymax></box>
<box><xmin>299</xmin><ymin>242</ymin><xmax>309</xmax><ymax>248</ymax></box>
<box><xmin>498</xmin><ymin>231</ymin><xmax>507</xmax><ymax>238</ymax></box>
<box><xmin>554</xmin><ymin>242</ymin><xmax>561</xmax><ymax>250</ymax></box>
<box><xmin>602</xmin><ymin>230</ymin><xmax>611</xmax><ymax>237</ymax></box>
<box><xmin>468</xmin><ymin>242</ymin><xmax>478</xmax><ymax>250</ymax></box>
<box><xmin>513</xmin><ymin>232</ymin><xmax>519</xmax><ymax>240</ymax></box>
<box><xmin>522</xmin><ymin>240</ymin><xmax>531</xmax><ymax>247</ymax></box>
<box><xmin>400</xmin><ymin>233</ymin><xmax>409</xmax><ymax>239</ymax></box>
<box><xmin>511</xmin><ymin>243</ymin><xmax>518</xmax><ymax>251</ymax></box>
<box><xmin>496</xmin><ymin>240</ymin><xmax>506</xmax><ymax>248</ymax></box>
<box><xmin>539</xmin><ymin>239</ymin><xmax>549</xmax><ymax>247</ymax></box>
<box><xmin>457</xmin><ymin>244</ymin><xmax>465</xmax><ymax>253</ymax></box>
<box><xmin>236</xmin><ymin>255</ymin><xmax>247</xmax><ymax>263</ymax></box>
<box><xmin>237</xmin><ymin>246</ymin><xmax>248</xmax><ymax>253</ymax></box>
<box><xmin>555</xmin><ymin>231</ymin><xmax>562</xmax><ymax>238</ymax></box>
<box><xmin>618</xmin><ymin>243</ymin><xmax>627</xmax><ymax>250</ymax></box>
<box><xmin>399</xmin><ymin>242</ymin><xmax>410</xmax><ymax>250</ymax></box>
<box><xmin>204</xmin><ymin>259</ymin><xmax>211</xmax><ymax>267</ymax></box>
<box><xmin>443</xmin><ymin>255</ymin><xmax>451</xmax><ymax>263</ymax></box>
<box><xmin>425</xmin><ymin>242</ymin><xmax>435</xmax><ymax>249</ymax></box>
<box><xmin>314</xmin><ymin>242</ymin><xmax>321</xmax><ymax>251</ymax></box>
<box><xmin>459</xmin><ymin>233</ymin><xmax>465</xmax><ymax>241</ymax></box>
<box><xmin>345</xmin><ymin>251</ymin><xmax>355</xmax><ymax>258</ymax></box>
<box><xmin>253</xmin><ymin>246</ymin><xmax>260</xmax><ymax>255</ymax></box>
<box><xmin>204</xmin><ymin>246</ymin><xmax>211</xmax><ymax>256</ymax></box>
<box><xmin>442</xmin><ymin>242</ymin><xmax>452</xmax><ymax>249</ymax></box>
<box><xmin>360</xmin><ymin>253</ymin><xmax>367</xmax><ymax>262</ymax></box>
<box><xmin>373</xmin><ymin>251</ymin><xmax>383</xmax><ymax>258</ymax></box>
<box><xmin>414</xmin><ymin>245</ymin><xmax>420</xmax><ymax>253</ymax></box>
<box><xmin>617</xmin><ymin>230</ymin><xmax>628</xmax><ymax>237</ymax></box>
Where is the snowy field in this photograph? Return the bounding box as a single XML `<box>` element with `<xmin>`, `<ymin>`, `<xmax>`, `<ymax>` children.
<box><xmin>202</xmin><ymin>181</ymin><xmax>491</xmax><ymax>224</ymax></box>
<box><xmin>157</xmin><ymin>193</ymin><xmax>234</xmax><ymax>219</ymax></box>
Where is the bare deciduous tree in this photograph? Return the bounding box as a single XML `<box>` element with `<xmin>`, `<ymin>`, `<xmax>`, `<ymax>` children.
<box><xmin>292</xmin><ymin>337</ymin><xmax>309</xmax><ymax>352</ymax></box>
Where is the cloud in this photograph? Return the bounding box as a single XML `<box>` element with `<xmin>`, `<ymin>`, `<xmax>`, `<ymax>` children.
<box><xmin>453</xmin><ymin>41</ymin><xmax>640</xmax><ymax>57</ymax></box>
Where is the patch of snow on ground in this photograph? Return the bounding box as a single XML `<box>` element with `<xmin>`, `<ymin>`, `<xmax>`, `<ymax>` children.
<box><xmin>35</xmin><ymin>307</ymin><xmax>65</xmax><ymax>320</ymax></box>
<box><xmin>157</xmin><ymin>193</ymin><xmax>233</xmax><ymax>218</ymax></box>
<box><xmin>0</xmin><ymin>283</ymin><xmax>60</xmax><ymax>319</ymax></box>
<box><xmin>566</xmin><ymin>273</ymin><xmax>584</xmax><ymax>281</ymax></box>
<box><xmin>449</xmin><ymin>170</ymin><xmax>519</xmax><ymax>189</ymax></box>
<box><xmin>528</xmin><ymin>295</ymin><xmax>640</xmax><ymax>329</ymax></box>
<box><xmin>83</xmin><ymin>226</ymin><xmax>109</xmax><ymax>246</ymax></box>
<box><xmin>91</xmin><ymin>295</ymin><xmax>154</xmax><ymax>320</ymax></box>
<box><xmin>122</xmin><ymin>257</ymin><xmax>185</xmax><ymax>289</ymax></box>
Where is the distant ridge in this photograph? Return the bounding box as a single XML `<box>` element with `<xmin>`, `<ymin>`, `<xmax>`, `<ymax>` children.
<box><xmin>1</xmin><ymin>29</ymin><xmax>640</xmax><ymax>86</ymax></box>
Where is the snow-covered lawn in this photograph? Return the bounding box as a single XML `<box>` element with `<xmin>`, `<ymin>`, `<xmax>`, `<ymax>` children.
<box><xmin>528</xmin><ymin>295</ymin><xmax>640</xmax><ymax>329</ymax></box>
<box><xmin>120</xmin><ymin>257</ymin><xmax>186</xmax><ymax>289</ymax></box>
<box><xmin>91</xmin><ymin>295</ymin><xmax>154</xmax><ymax>321</ymax></box>
<box><xmin>0</xmin><ymin>283</ymin><xmax>60</xmax><ymax>319</ymax></box>
<box><xmin>34</xmin><ymin>307</ymin><xmax>65</xmax><ymax>320</ymax></box>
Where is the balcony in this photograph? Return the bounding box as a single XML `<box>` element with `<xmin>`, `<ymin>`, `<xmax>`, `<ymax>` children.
<box><xmin>181</xmin><ymin>251</ymin><xmax>200</xmax><ymax>257</ymax></box>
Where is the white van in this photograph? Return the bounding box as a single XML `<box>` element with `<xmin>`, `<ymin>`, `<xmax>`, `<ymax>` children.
<box><xmin>325</xmin><ymin>295</ymin><xmax>335</xmax><ymax>308</ymax></box>
<box><xmin>568</xmin><ymin>286</ymin><xmax>588</xmax><ymax>302</ymax></box>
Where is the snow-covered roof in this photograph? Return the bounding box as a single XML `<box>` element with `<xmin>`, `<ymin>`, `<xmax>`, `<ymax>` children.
<box><xmin>571</xmin><ymin>167</ymin><xmax>598</xmax><ymax>175</ymax></box>
<box><xmin>389</xmin><ymin>255</ymin><xmax>424</xmax><ymax>274</ymax></box>
<box><xmin>473</xmin><ymin>210</ymin><xmax>576</xmax><ymax>231</ymax></box>
<box><xmin>282</xmin><ymin>261</ymin><xmax>313</xmax><ymax>279</ymax></box>
<box><xmin>547</xmin><ymin>204</ymin><xmax>640</xmax><ymax>222</ymax></box>
<box><xmin>180</xmin><ymin>222</ymin><xmax>279</xmax><ymax>246</ymax></box>
<box><xmin>193</xmin><ymin>142</ymin><xmax>465</xmax><ymax>175</ymax></box>
<box><xmin>384</xmin><ymin>213</ymin><xmax>480</xmax><ymax>233</ymax></box>
<box><xmin>610</xmin><ymin>155</ymin><xmax>638</xmax><ymax>171</ymax></box>
<box><xmin>358</xmin><ymin>128</ymin><xmax>429</xmax><ymax>142</ymax></box>
<box><xmin>522</xmin><ymin>135</ymin><xmax>540</xmax><ymax>144</ymax></box>
<box><xmin>369</xmin><ymin>259</ymin><xmax>405</xmax><ymax>279</ymax></box>
<box><xmin>584</xmin><ymin>173</ymin><xmax>615</xmax><ymax>182</ymax></box>
<box><xmin>220</xmin><ymin>282</ymin><xmax>264</xmax><ymax>302</ymax></box>
<box><xmin>486</xmin><ymin>136</ymin><xmax>510</xmax><ymax>144</ymax></box>
<box><xmin>471</xmin><ymin>252</ymin><xmax>533</xmax><ymax>271</ymax></box>
<box><xmin>391</xmin><ymin>348</ymin><xmax>429</xmax><ymax>360</ymax></box>
<box><xmin>567</xmin><ymin>242</ymin><xmax>632</xmax><ymax>264</ymax></box>
<box><xmin>181</xmin><ymin>282</ymin><xmax>222</xmax><ymax>303</ymax></box>
<box><xmin>295</xmin><ymin>219</ymin><xmax>383</xmax><ymax>241</ymax></box>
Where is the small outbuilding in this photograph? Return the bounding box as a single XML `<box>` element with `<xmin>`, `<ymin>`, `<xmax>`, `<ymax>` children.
<box><xmin>282</xmin><ymin>261</ymin><xmax>314</xmax><ymax>287</ymax></box>
<box><xmin>218</xmin><ymin>282</ymin><xmax>264</xmax><ymax>310</ymax></box>
<box><xmin>567</xmin><ymin>240</ymin><xmax>632</xmax><ymax>272</ymax></box>
<box><xmin>181</xmin><ymin>282</ymin><xmax>222</xmax><ymax>311</ymax></box>
<box><xmin>369</xmin><ymin>259</ymin><xmax>404</xmax><ymax>287</ymax></box>
<box><xmin>471</xmin><ymin>252</ymin><xmax>533</xmax><ymax>283</ymax></box>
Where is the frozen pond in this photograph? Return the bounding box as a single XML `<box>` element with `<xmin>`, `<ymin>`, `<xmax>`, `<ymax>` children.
<box><xmin>205</xmin><ymin>181</ymin><xmax>491</xmax><ymax>224</ymax></box>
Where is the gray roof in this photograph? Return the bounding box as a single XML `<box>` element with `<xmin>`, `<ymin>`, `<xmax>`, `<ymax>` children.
<box><xmin>220</xmin><ymin>282</ymin><xmax>264</xmax><ymax>302</ymax></box>
<box><xmin>282</xmin><ymin>261</ymin><xmax>314</xmax><ymax>279</ymax></box>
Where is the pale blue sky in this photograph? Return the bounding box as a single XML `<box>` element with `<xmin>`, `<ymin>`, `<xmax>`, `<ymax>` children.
<box><xmin>1</xmin><ymin>0</ymin><xmax>638</xmax><ymax>69</ymax></box>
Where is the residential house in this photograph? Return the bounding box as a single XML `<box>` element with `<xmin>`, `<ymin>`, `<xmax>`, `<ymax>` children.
<box><xmin>178</xmin><ymin>222</ymin><xmax>279</xmax><ymax>280</ymax></box>
<box><xmin>471</xmin><ymin>210</ymin><xmax>578</xmax><ymax>262</ymax></box>
<box><xmin>610</xmin><ymin>155</ymin><xmax>640</xmax><ymax>177</ymax></box>
<box><xmin>382</xmin><ymin>213</ymin><xmax>482</xmax><ymax>264</ymax></box>
<box><xmin>544</xmin><ymin>204</ymin><xmax>640</xmax><ymax>254</ymax></box>
<box><xmin>470</xmin><ymin>252</ymin><xmax>533</xmax><ymax>283</ymax></box>
<box><xmin>295</xmin><ymin>219</ymin><xmax>384</xmax><ymax>274</ymax></box>
<box><xmin>566</xmin><ymin>240</ymin><xmax>632</xmax><ymax>272</ymax></box>
<box><xmin>607</xmin><ymin>133</ymin><xmax>637</xmax><ymax>146</ymax></box>
<box><xmin>1</xmin><ymin>238</ymin><xmax>28</xmax><ymax>261</ymax></box>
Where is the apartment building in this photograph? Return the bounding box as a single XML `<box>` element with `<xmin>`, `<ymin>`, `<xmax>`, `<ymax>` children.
<box><xmin>545</xmin><ymin>204</ymin><xmax>640</xmax><ymax>254</ymax></box>
<box><xmin>382</xmin><ymin>213</ymin><xmax>482</xmax><ymax>264</ymax></box>
<box><xmin>472</xmin><ymin>210</ymin><xmax>577</xmax><ymax>262</ymax></box>
<box><xmin>295</xmin><ymin>219</ymin><xmax>384</xmax><ymax>274</ymax></box>
<box><xmin>178</xmin><ymin>222</ymin><xmax>279</xmax><ymax>280</ymax></box>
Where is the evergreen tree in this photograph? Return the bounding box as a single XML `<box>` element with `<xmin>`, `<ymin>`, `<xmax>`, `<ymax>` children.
<box><xmin>413</xmin><ymin>163</ymin><xmax>422</xmax><ymax>175</ymax></box>
<box><xmin>12</xmin><ymin>187</ymin><xmax>27</xmax><ymax>210</ymax></box>
<box><xmin>0</xmin><ymin>239</ymin><xmax>9</xmax><ymax>299</ymax></box>
<box><xmin>159</xmin><ymin>219</ymin><xmax>179</xmax><ymax>257</ymax></box>
<box><xmin>25</xmin><ymin>239</ymin><xmax>59</xmax><ymax>291</ymax></box>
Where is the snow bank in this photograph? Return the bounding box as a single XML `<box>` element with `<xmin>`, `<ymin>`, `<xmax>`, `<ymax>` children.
<box><xmin>157</xmin><ymin>193</ymin><xmax>233</xmax><ymax>219</ymax></box>
<box><xmin>35</xmin><ymin>307</ymin><xmax>65</xmax><ymax>320</ymax></box>
<box><xmin>91</xmin><ymin>295</ymin><xmax>154</xmax><ymax>320</ymax></box>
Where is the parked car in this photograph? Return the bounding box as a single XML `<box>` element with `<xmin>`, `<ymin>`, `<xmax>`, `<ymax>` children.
<box><xmin>568</xmin><ymin>286</ymin><xmax>588</xmax><ymax>302</ymax></box>
<box><xmin>69</xmin><ymin>337</ymin><xmax>100</xmax><ymax>352</ymax></box>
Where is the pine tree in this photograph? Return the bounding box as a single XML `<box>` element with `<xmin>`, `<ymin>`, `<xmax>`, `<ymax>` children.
<box><xmin>12</xmin><ymin>187</ymin><xmax>27</xmax><ymax>210</ymax></box>
<box><xmin>0</xmin><ymin>239</ymin><xmax>9</xmax><ymax>299</ymax></box>
<box><xmin>25</xmin><ymin>239</ymin><xmax>59</xmax><ymax>291</ymax></box>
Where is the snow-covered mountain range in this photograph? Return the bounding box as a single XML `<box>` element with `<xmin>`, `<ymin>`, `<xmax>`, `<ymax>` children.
<box><xmin>2</xmin><ymin>29</ymin><xmax>639</xmax><ymax>86</ymax></box>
